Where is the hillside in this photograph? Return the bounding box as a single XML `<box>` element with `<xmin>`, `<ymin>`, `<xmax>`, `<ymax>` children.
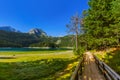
<box><xmin>0</xmin><ymin>30</ymin><xmax>39</xmax><ymax>47</ymax></box>
<box><xmin>0</xmin><ymin>26</ymin><xmax>20</xmax><ymax>32</ymax></box>
<box><xmin>0</xmin><ymin>30</ymin><xmax>74</xmax><ymax>47</ymax></box>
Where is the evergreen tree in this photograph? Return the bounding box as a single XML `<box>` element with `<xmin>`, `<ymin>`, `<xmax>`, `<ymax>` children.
<box><xmin>111</xmin><ymin>0</ymin><xmax>120</xmax><ymax>45</ymax></box>
<box><xmin>83</xmin><ymin>0</ymin><xmax>118</xmax><ymax>49</ymax></box>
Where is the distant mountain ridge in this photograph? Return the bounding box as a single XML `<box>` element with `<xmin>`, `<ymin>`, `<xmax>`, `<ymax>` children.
<box><xmin>0</xmin><ymin>26</ymin><xmax>47</xmax><ymax>37</ymax></box>
<box><xmin>0</xmin><ymin>26</ymin><xmax>73</xmax><ymax>47</ymax></box>
<box><xmin>0</xmin><ymin>26</ymin><xmax>20</xmax><ymax>32</ymax></box>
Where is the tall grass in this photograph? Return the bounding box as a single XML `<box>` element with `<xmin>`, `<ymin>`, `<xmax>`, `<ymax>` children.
<box><xmin>96</xmin><ymin>49</ymin><xmax>120</xmax><ymax>74</ymax></box>
<box><xmin>0</xmin><ymin>50</ymin><xmax>78</xmax><ymax>80</ymax></box>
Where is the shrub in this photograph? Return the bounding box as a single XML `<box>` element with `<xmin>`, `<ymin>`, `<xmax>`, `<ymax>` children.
<box><xmin>73</xmin><ymin>46</ymin><xmax>86</xmax><ymax>56</ymax></box>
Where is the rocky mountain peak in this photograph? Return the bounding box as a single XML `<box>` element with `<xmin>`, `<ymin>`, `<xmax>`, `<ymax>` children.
<box><xmin>28</xmin><ymin>28</ymin><xmax>47</xmax><ymax>37</ymax></box>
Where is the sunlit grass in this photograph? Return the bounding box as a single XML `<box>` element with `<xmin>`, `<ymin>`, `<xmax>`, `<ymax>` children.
<box><xmin>0</xmin><ymin>50</ymin><xmax>78</xmax><ymax>80</ymax></box>
<box><xmin>0</xmin><ymin>49</ymin><xmax>68</xmax><ymax>55</ymax></box>
<box><xmin>95</xmin><ymin>49</ymin><xmax>120</xmax><ymax>74</ymax></box>
<box><xmin>0</xmin><ymin>51</ymin><xmax>75</xmax><ymax>62</ymax></box>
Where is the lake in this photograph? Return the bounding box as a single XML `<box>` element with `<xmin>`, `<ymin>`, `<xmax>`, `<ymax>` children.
<box><xmin>0</xmin><ymin>47</ymin><xmax>72</xmax><ymax>52</ymax></box>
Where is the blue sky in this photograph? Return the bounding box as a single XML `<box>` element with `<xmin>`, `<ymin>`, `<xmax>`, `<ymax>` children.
<box><xmin>0</xmin><ymin>0</ymin><xmax>89</xmax><ymax>36</ymax></box>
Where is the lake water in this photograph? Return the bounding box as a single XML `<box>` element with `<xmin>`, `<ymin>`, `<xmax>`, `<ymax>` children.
<box><xmin>0</xmin><ymin>48</ymin><xmax>43</xmax><ymax>51</ymax></box>
<box><xmin>0</xmin><ymin>47</ymin><xmax>72</xmax><ymax>52</ymax></box>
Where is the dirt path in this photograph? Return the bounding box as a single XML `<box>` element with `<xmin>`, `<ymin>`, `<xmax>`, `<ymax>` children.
<box><xmin>82</xmin><ymin>52</ymin><xmax>105</xmax><ymax>80</ymax></box>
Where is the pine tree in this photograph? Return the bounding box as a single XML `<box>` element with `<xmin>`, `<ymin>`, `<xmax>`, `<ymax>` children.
<box><xmin>111</xmin><ymin>0</ymin><xmax>120</xmax><ymax>45</ymax></box>
<box><xmin>83</xmin><ymin>0</ymin><xmax>118</xmax><ymax>49</ymax></box>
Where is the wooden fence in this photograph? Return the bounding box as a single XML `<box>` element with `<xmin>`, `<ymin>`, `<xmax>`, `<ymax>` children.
<box><xmin>70</xmin><ymin>54</ymin><xmax>120</xmax><ymax>80</ymax></box>
<box><xmin>70</xmin><ymin>57</ymin><xmax>84</xmax><ymax>80</ymax></box>
<box><xmin>94</xmin><ymin>55</ymin><xmax>120</xmax><ymax>80</ymax></box>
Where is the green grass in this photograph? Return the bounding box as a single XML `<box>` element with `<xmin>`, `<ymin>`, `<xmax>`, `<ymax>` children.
<box><xmin>0</xmin><ymin>51</ymin><xmax>74</xmax><ymax>62</ymax></box>
<box><xmin>0</xmin><ymin>50</ymin><xmax>78</xmax><ymax>80</ymax></box>
<box><xmin>96</xmin><ymin>49</ymin><xmax>120</xmax><ymax>75</ymax></box>
<box><xmin>0</xmin><ymin>49</ymin><xmax>70</xmax><ymax>55</ymax></box>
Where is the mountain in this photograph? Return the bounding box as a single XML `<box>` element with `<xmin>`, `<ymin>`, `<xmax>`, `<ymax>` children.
<box><xmin>0</xmin><ymin>26</ymin><xmax>20</xmax><ymax>32</ymax></box>
<box><xmin>0</xmin><ymin>30</ymin><xmax>73</xmax><ymax>47</ymax></box>
<box><xmin>0</xmin><ymin>30</ymin><xmax>39</xmax><ymax>47</ymax></box>
<box><xmin>28</xmin><ymin>28</ymin><xmax>47</xmax><ymax>37</ymax></box>
<box><xmin>0</xmin><ymin>26</ymin><xmax>73</xmax><ymax>47</ymax></box>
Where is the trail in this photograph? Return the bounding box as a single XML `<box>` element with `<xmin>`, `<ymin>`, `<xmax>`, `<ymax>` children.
<box><xmin>82</xmin><ymin>52</ymin><xmax>105</xmax><ymax>80</ymax></box>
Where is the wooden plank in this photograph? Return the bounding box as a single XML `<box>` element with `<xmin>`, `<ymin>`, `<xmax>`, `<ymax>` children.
<box><xmin>82</xmin><ymin>52</ymin><xmax>105</xmax><ymax>80</ymax></box>
<box><xmin>103</xmin><ymin>62</ymin><xmax>120</xmax><ymax>80</ymax></box>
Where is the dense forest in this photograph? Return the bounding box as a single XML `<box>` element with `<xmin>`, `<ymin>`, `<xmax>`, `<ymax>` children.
<box><xmin>83</xmin><ymin>0</ymin><xmax>120</xmax><ymax>49</ymax></box>
<box><xmin>0</xmin><ymin>30</ymin><xmax>74</xmax><ymax>48</ymax></box>
<box><xmin>0</xmin><ymin>30</ymin><xmax>39</xmax><ymax>47</ymax></box>
<box><xmin>70</xmin><ymin>0</ymin><xmax>120</xmax><ymax>54</ymax></box>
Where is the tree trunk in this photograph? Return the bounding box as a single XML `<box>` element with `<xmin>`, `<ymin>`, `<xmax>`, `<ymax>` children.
<box><xmin>76</xmin><ymin>31</ymin><xmax>78</xmax><ymax>50</ymax></box>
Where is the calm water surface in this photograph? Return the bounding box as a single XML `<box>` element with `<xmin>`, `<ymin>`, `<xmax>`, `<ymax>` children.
<box><xmin>0</xmin><ymin>48</ymin><xmax>72</xmax><ymax>52</ymax></box>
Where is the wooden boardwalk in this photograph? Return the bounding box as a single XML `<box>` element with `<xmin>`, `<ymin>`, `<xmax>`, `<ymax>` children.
<box><xmin>82</xmin><ymin>52</ymin><xmax>105</xmax><ymax>80</ymax></box>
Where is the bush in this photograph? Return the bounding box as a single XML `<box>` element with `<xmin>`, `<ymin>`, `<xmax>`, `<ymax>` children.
<box><xmin>73</xmin><ymin>46</ymin><xmax>86</xmax><ymax>56</ymax></box>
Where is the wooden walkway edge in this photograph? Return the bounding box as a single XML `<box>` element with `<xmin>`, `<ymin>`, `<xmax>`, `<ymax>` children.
<box><xmin>70</xmin><ymin>52</ymin><xmax>120</xmax><ymax>80</ymax></box>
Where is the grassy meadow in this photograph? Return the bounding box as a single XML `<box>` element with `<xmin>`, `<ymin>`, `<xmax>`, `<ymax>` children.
<box><xmin>0</xmin><ymin>49</ymin><xmax>78</xmax><ymax>80</ymax></box>
<box><xmin>95</xmin><ymin>48</ymin><xmax>120</xmax><ymax>75</ymax></box>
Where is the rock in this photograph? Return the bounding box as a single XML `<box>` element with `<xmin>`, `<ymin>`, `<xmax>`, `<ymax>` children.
<box><xmin>28</xmin><ymin>28</ymin><xmax>47</xmax><ymax>37</ymax></box>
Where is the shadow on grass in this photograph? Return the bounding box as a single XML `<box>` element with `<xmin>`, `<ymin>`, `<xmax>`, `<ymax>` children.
<box><xmin>0</xmin><ymin>57</ymin><xmax>16</xmax><ymax>59</ymax></box>
<box><xmin>0</xmin><ymin>58</ymin><xmax>77</xmax><ymax>80</ymax></box>
<box><xmin>104</xmin><ymin>50</ymin><xmax>120</xmax><ymax>74</ymax></box>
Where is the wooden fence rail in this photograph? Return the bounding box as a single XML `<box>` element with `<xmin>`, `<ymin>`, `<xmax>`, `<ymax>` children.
<box><xmin>94</xmin><ymin>55</ymin><xmax>120</xmax><ymax>80</ymax></box>
<box><xmin>70</xmin><ymin>54</ymin><xmax>120</xmax><ymax>80</ymax></box>
<box><xmin>70</xmin><ymin>57</ymin><xmax>84</xmax><ymax>80</ymax></box>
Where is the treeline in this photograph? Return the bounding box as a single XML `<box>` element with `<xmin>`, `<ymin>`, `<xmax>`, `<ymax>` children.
<box><xmin>0</xmin><ymin>30</ymin><xmax>74</xmax><ymax>48</ymax></box>
<box><xmin>82</xmin><ymin>0</ymin><xmax>120</xmax><ymax>50</ymax></box>
<box><xmin>0</xmin><ymin>30</ymin><xmax>39</xmax><ymax>47</ymax></box>
<box><xmin>30</xmin><ymin>35</ymin><xmax>74</xmax><ymax>48</ymax></box>
<box><xmin>67</xmin><ymin>0</ymin><xmax>120</xmax><ymax>55</ymax></box>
